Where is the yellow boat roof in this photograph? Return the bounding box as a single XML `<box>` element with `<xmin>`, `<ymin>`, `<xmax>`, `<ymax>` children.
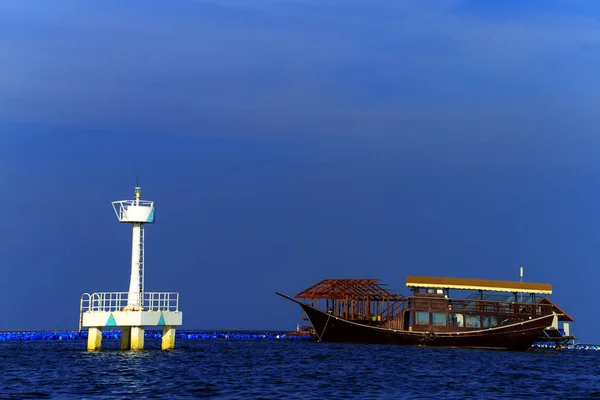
<box><xmin>406</xmin><ymin>276</ymin><xmax>552</xmax><ymax>295</ymax></box>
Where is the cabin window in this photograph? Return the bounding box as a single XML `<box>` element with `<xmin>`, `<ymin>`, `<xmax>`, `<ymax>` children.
<box><xmin>436</xmin><ymin>289</ymin><xmax>444</xmax><ymax>294</ymax></box>
<box><xmin>482</xmin><ymin>316</ymin><xmax>498</xmax><ymax>328</ymax></box>
<box><xmin>432</xmin><ymin>312</ymin><xmax>447</xmax><ymax>326</ymax></box>
<box><xmin>466</xmin><ymin>315</ymin><xmax>481</xmax><ymax>328</ymax></box>
<box><xmin>449</xmin><ymin>313</ymin><xmax>464</xmax><ymax>327</ymax></box>
<box><xmin>427</xmin><ymin>289</ymin><xmax>435</xmax><ymax>294</ymax></box>
<box><xmin>416</xmin><ymin>311</ymin><xmax>430</xmax><ymax>325</ymax></box>
<box><xmin>466</xmin><ymin>301</ymin><xmax>477</xmax><ymax>311</ymax></box>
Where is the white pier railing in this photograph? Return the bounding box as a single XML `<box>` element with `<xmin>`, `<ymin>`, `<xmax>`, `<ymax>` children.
<box><xmin>80</xmin><ymin>292</ymin><xmax>180</xmax><ymax>314</ymax></box>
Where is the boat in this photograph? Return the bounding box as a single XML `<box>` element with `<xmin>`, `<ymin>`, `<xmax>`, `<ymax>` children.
<box><xmin>276</xmin><ymin>276</ymin><xmax>573</xmax><ymax>351</ymax></box>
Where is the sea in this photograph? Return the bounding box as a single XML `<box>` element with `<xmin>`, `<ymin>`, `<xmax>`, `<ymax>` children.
<box><xmin>1</xmin><ymin>338</ymin><xmax>599</xmax><ymax>399</ymax></box>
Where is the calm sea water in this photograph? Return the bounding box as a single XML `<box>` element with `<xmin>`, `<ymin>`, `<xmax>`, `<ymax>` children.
<box><xmin>1</xmin><ymin>338</ymin><xmax>599</xmax><ymax>399</ymax></box>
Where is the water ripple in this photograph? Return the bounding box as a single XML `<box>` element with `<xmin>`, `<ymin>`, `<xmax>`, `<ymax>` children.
<box><xmin>0</xmin><ymin>339</ymin><xmax>599</xmax><ymax>399</ymax></box>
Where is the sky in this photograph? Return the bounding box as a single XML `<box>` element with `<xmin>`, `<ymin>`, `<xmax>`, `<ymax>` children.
<box><xmin>1</xmin><ymin>0</ymin><xmax>600</xmax><ymax>341</ymax></box>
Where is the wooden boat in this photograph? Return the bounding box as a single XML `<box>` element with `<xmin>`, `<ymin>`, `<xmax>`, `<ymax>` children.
<box><xmin>276</xmin><ymin>276</ymin><xmax>568</xmax><ymax>351</ymax></box>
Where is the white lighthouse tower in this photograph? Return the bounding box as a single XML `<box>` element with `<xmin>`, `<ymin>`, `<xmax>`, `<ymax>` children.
<box><xmin>79</xmin><ymin>185</ymin><xmax>183</xmax><ymax>351</ymax></box>
<box><xmin>113</xmin><ymin>185</ymin><xmax>154</xmax><ymax>311</ymax></box>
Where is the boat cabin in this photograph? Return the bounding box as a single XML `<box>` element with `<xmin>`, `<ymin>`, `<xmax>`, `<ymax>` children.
<box><xmin>400</xmin><ymin>276</ymin><xmax>555</xmax><ymax>333</ymax></box>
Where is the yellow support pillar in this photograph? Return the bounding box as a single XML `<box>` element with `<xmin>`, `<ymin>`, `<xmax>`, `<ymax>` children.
<box><xmin>120</xmin><ymin>327</ymin><xmax>132</xmax><ymax>350</ymax></box>
<box><xmin>130</xmin><ymin>326</ymin><xmax>145</xmax><ymax>350</ymax></box>
<box><xmin>162</xmin><ymin>326</ymin><xmax>176</xmax><ymax>350</ymax></box>
<box><xmin>87</xmin><ymin>327</ymin><xmax>103</xmax><ymax>351</ymax></box>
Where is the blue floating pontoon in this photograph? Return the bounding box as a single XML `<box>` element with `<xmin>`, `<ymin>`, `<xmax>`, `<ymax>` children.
<box><xmin>0</xmin><ymin>330</ymin><xmax>312</xmax><ymax>342</ymax></box>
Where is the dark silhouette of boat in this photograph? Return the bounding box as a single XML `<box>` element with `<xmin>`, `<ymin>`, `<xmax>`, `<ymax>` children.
<box><xmin>276</xmin><ymin>276</ymin><xmax>573</xmax><ymax>351</ymax></box>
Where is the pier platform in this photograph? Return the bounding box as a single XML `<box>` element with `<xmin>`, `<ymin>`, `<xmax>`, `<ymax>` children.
<box><xmin>80</xmin><ymin>292</ymin><xmax>182</xmax><ymax>350</ymax></box>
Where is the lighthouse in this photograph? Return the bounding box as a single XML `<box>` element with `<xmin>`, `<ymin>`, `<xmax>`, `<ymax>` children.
<box><xmin>79</xmin><ymin>186</ymin><xmax>183</xmax><ymax>351</ymax></box>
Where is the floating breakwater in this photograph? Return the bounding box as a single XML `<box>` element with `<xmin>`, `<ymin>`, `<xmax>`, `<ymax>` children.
<box><xmin>0</xmin><ymin>330</ymin><xmax>312</xmax><ymax>342</ymax></box>
<box><xmin>3</xmin><ymin>331</ymin><xmax>597</xmax><ymax>350</ymax></box>
<box><xmin>531</xmin><ymin>342</ymin><xmax>600</xmax><ymax>351</ymax></box>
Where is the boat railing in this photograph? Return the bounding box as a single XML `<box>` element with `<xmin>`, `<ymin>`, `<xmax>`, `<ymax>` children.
<box><xmin>407</xmin><ymin>296</ymin><xmax>553</xmax><ymax>317</ymax></box>
<box><xmin>301</xmin><ymin>298</ymin><xmax>408</xmax><ymax>323</ymax></box>
<box><xmin>80</xmin><ymin>292</ymin><xmax>180</xmax><ymax>314</ymax></box>
<box><xmin>378</xmin><ymin>300</ymin><xmax>407</xmax><ymax>321</ymax></box>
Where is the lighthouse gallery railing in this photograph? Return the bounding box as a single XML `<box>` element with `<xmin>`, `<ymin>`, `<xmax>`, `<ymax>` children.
<box><xmin>80</xmin><ymin>292</ymin><xmax>180</xmax><ymax>314</ymax></box>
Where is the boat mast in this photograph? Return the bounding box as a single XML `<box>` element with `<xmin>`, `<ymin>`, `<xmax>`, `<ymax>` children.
<box><xmin>519</xmin><ymin>265</ymin><xmax>524</xmax><ymax>303</ymax></box>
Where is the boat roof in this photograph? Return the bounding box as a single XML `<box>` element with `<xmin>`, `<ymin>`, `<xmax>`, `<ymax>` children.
<box><xmin>406</xmin><ymin>276</ymin><xmax>552</xmax><ymax>295</ymax></box>
<box><xmin>295</xmin><ymin>278</ymin><xmax>403</xmax><ymax>301</ymax></box>
<box><xmin>537</xmin><ymin>297</ymin><xmax>575</xmax><ymax>322</ymax></box>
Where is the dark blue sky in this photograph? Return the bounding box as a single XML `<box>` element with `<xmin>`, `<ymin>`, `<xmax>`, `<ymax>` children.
<box><xmin>1</xmin><ymin>0</ymin><xmax>600</xmax><ymax>341</ymax></box>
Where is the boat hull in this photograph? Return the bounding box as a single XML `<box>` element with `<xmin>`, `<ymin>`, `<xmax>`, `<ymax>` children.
<box><xmin>277</xmin><ymin>292</ymin><xmax>555</xmax><ymax>351</ymax></box>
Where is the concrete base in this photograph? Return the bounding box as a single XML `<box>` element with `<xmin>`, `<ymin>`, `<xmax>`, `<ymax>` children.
<box><xmin>130</xmin><ymin>327</ymin><xmax>145</xmax><ymax>350</ymax></box>
<box><xmin>82</xmin><ymin>311</ymin><xmax>181</xmax><ymax>351</ymax></box>
<box><xmin>120</xmin><ymin>327</ymin><xmax>131</xmax><ymax>350</ymax></box>
<box><xmin>87</xmin><ymin>325</ymin><xmax>178</xmax><ymax>351</ymax></box>
<box><xmin>82</xmin><ymin>310</ymin><xmax>182</xmax><ymax>327</ymax></box>
<box><xmin>119</xmin><ymin>326</ymin><xmax>145</xmax><ymax>350</ymax></box>
<box><xmin>162</xmin><ymin>326</ymin><xmax>176</xmax><ymax>350</ymax></box>
<box><xmin>87</xmin><ymin>327</ymin><xmax>103</xmax><ymax>351</ymax></box>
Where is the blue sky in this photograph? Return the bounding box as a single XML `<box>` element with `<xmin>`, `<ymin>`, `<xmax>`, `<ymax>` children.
<box><xmin>1</xmin><ymin>0</ymin><xmax>600</xmax><ymax>341</ymax></box>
